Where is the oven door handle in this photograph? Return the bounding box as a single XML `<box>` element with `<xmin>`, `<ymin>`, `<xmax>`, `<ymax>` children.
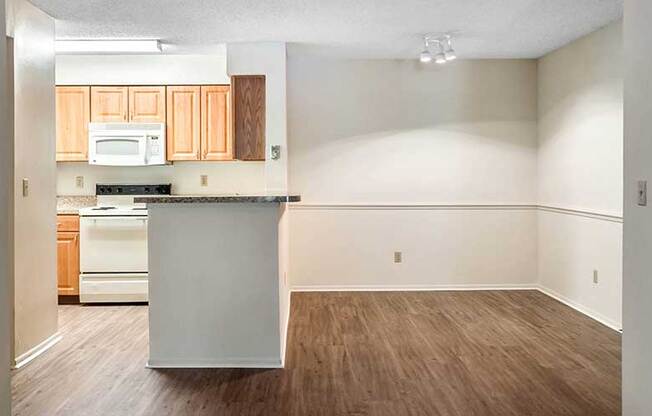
<box><xmin>83</xmin><ymin>217</ymin><xmax>147</xmax><ymax>225</ymax></box>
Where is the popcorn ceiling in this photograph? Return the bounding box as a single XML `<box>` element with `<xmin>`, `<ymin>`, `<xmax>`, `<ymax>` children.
<box><xmin>35</xmin><ymin>0</ymin><xmax>622</xmax><ymax>59</ymax></box>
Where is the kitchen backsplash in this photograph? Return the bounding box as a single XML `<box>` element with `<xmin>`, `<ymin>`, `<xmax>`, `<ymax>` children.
<box><xmin>57</xmin><ymin>161</ymin><xmax>266</xmax><ymax>196</ymax></box>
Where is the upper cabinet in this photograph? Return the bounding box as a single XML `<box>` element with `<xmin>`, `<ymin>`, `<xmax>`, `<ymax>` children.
<box><xmin>56</xmin><ymin>82</ymin><xmax>263</xmax><ymax>163</ymax></box>
<box><xmin>232</xmin><ymin>76</ymin><xmax>266</xmax><ymax>161</ymax></box>
<box><xmin>166</xmin><ymin>86</ymin><xmax>201</xmax><ymax>161</ymax></box>
<box><xmin>91</xmin><ymin>86</ymin><xmax>129</xmax><ymax>122</ymax></box>
<box><xmin>56</xmin><ymin>86</ymin><xmax>90</xmax><ymax>162</ymax></box>
<box><xmin>91</xmin><ymin>86</ymin><xmax>166</xmax><ymax>123</ymax></box>
<box><xmin>201</xmin><ymin>86</ymin><xmax>232</xmax><ymax>161</ymax></box>
<box><xmin>129</xmin><ymin>86</ymin><xmax>166</xmax><ymax>123</ymax></box>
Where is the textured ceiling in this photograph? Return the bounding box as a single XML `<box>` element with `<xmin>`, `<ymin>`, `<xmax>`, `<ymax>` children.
<box><xmin>30</xmin><ymin>0</ymin><xmax>623</xmax><ymax>59</ymax></box>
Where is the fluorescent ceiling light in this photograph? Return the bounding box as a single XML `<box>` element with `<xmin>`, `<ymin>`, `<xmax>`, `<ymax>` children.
<box><xmin>55</xmin><ymin>39</ymin><xmax>162</xmax><ymax>54</ymax></box>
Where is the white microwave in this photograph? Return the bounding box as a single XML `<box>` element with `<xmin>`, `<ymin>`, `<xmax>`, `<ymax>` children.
<box><xmin>88</xmin><ymin>123</ymin><xmax>166</xmax><ymax>166</ymax></box>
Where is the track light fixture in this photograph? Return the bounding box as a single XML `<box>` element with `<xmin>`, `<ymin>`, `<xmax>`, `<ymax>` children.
<box><xmin>419</xmin><ymin>34</ymin><xmax>457</xmax><ymax>64</ymax></box>
<box><xmin>419</xmin><ymin>38</ymin><xmax>433</xmax><ymax>63</ymax></box>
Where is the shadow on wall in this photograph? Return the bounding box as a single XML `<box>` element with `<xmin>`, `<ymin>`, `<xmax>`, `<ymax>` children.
<box><xmin>287</xmin><ymin>58</ymin><xmax>538</xmax><ymax>203</ymax></box>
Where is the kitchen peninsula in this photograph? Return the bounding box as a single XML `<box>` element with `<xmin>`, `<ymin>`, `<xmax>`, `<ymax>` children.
<box><xmin>135</xmin><ymin>195</ymin><xmax>300</xmax><ymax>368</ymax></box>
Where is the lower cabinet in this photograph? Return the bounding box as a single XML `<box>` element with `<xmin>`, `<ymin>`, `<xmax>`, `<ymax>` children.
<box><xmin>57</xmin><ymin>215</ymin><xmax>80</xmax><ymax>298</ymax></box>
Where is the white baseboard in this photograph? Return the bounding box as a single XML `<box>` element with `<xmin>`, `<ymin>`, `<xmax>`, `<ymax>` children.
<box><xmin>146</xmin><ymin>358</ymin><xmax>283</xmax><ymax>369</ymax></box>
<box><xmin>291</xmin><ymin>284</ymin><xmax>538</xmax><ymax>292</ymax></box>
<box><xmin>12</xmin><ymin>332</ymin><xmax>62</xmax><ymax>369</ymax></box>
<box><xmin>536</xmin><ymin>285</ymin><xmax>622</xmax><ymax>332</ymax></box>
<box><xmin>280</xmin><ymin>290</ymin><xmax>291</xmax><ymax>368</ymax></box>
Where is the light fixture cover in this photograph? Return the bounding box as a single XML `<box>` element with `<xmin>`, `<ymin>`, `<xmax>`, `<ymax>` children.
<box><xmin>435</xmin><ymin>52</ymin><xmax>447</xmax><ymax>64</ymax></box>
<box><xmin>55</xmin><ymin>39</ymin><xmax>162</xmax><ymax>54</ymax></box>
<box><xmin>445</xmin><ymin>49</ymin><xmax>456</xmax><ymax>61</ymax></box>
<box><xmin>419</xmin><ymin>50</ymin><xmax>433</xmax><ymax>63</ymax></box>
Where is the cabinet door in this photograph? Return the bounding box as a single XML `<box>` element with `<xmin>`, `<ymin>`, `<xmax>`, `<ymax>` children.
<box><xmin>232</xmin><ymin>76</ymin><xmax>266</xmax><ymax>161</ymax></box>
<box><xmin>166</xmin><ymin>86</ymin><xmax>201</xmax><ymax>161</ymax></box>
<box><xmin>129</xmin><ymin>86</ymin><xmax>166</xmax><ymax>122</ymax></box>
<box><xmin>201</xmin><ymin>86</ymin><xmax>232</xmax><ymax>160</ymax></box>
<box><xmin>91</xmin><ymin>86</ymin><xmax>129</xmax><ymax>122</ymax></box>
<box><xmin>56</xmin><ymin>86</ymin><xmax>90</xmax><ymax>161</ymax></box>
<box><xmin>57</xmin><ymin>231</ymin><xmax>79</xmax><ymax>296</ymax></box>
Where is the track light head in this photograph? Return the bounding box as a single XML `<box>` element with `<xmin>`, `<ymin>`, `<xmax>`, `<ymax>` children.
<box><xmin>435</xmin><ymin>52</ymin><xmax>447</xmax><ymax>64</ymax></box>
<box><xmin>419</xmin><ymin>50</ymin><xmax>433</xmax><ymax>63</ymax></box>
<box><xmin>444</xmin><ymin>35</ymin><xmax>456</xmax><ymax>61</ymax></box>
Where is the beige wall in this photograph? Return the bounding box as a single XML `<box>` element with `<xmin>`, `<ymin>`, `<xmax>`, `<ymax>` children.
<box><xmin>57</xmin><ymin>162</ymin><xmax>265</xmax><ymax>196</ymax></box>
<box><xmin>288</xmin><ymin>59</ymin><xmax>538</xmax><ymax>204</ymax></box>
<box><xmin>56</xmin><ymin>52</ymin><xmax>229</xmax><ymax>85</ymax></box>
<box><xmin>228</xmin><ymin>42</ymin><xmax>288</xmax><ymax>193</ymax></box>
<box><xmin>537</xmin><ymin>20</ymin><xmax>623</xmax><ymax>328</ymax></box>
<box><xmin>623</xmin><ymin>0</ymin><xmax>652</xmax><ymax>414</ymax></box>
<box><xmin>287</xmin><ymin>58</ymin><xmax>539</xmax><ymax>289</ymax></box>
<box><xmin>9</xmin><ymin>0</ymin><xmax>58</xmax><ymax>362</ymax></box>
<box><xmin>0</xmin><ymin>0</ymin><xmax>10</xmax><ymax>411</ymax></box>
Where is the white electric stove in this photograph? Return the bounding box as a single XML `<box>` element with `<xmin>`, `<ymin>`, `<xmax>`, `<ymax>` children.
<box><xmin>78</xmin><ymin>184</ymin><xmax>171</xmax><ymax>303</ymax></box>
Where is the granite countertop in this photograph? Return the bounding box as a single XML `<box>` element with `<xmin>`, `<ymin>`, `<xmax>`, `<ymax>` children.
<box><xmin>134</xmin><ymin>195</ymin><xmax>301</xmax><ymax>204</ymax></box>
<box><xmin>57</xmin><ymin>195</ymin><xmax>97</xmax><ymax>214</ymax></box>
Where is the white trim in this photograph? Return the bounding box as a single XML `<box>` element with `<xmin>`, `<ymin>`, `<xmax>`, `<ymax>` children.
<box><xmin>538</xmin><ymin>205</ymin><xmax>623</xmax><ymax>223</ymax></box>
<box><xmin>280</xmin><ymin>289</ymin><xmax>292</xmax><ymax>368</ymax></box>
<box><xmin>290</xmin><ymin>203</ymin><xmax>537</xmax><ymax>211</ymax></box>
<box><xmin>536</xmin><ymin>285</ymin><xmax>622</xmax><ymax>332</ymax></box>
<box><xmin>146</xmin><ymin>358</ymin><xmax>283</xmax><ymax>369</ymax></box>
<box><xmin>12</xmin><ymin>332</ymin><xmax>62</xmax><ymax>369</ymax></box>
<box><xmin>288</xmin><ymin>203</ymin><xmax>623</xmax><ymax>223</ymax></box>
<box><xmin>291</xmin><ymin>284</ymin><xmax>538</xmax><ymax>292</ymax></box>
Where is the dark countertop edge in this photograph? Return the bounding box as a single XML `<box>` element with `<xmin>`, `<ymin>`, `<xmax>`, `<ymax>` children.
<box><xmin>134</xmin><ymin>195</ymin><xmax>301</xmax><ymax>204</ymax></box>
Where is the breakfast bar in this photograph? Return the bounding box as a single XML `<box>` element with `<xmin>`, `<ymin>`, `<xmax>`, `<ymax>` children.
<box><xmin>134</xmin><ymin>195</ymin><xmax>300</xmax><ymax>368</ymax></box>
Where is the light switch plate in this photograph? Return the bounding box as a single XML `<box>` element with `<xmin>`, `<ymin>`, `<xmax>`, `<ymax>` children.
<box><xmin>75</xmin><ymin>176</ymin><xmax>84</xmax><ymax>188</ymax></box>
<box><xmin>200</xmin><ymin>175</ymin><xmax>208</xmax><ymax>187</ymax></box>
<box><xmin>271</xmin><ymin>145</ymin><xmax>281</xmax><ymax>161</ymax></box>
<box><xmin>22</xmin><ymin>178</ymin><xmax>29</xmax><ymax>197</ymax></box>
<box><xmin>638</xmin><ymin>180</ymin><xmax>647</xmax><ymax>206</ymax></box>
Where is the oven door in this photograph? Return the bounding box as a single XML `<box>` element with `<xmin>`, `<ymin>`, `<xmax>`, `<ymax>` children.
<box><xmin>89</xmin><ymin>133</ymin><xmax>147</xmax><ymax>166</ymax></box>
<box><xmin>80</xmin><ymin>216</ymin><xmax>148</xmax><ymax>273</ymax></box>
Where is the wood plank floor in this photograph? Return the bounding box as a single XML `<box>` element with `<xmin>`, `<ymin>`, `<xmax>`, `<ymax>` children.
<box><xmin>11</xmin><ymin>291</ymin><xmax>621</xmax><ymax>416</ymax></box>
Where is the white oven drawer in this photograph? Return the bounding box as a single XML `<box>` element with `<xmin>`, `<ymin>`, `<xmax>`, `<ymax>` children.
<box><xmin>80</xmin><ymin>273</ymin><xmax>148</xmax><ymax>303</ymax></box>
<box><xmin>80</xmin><ymin>216</ymin><xmax>148</xmax><ymax>273</ymax></box>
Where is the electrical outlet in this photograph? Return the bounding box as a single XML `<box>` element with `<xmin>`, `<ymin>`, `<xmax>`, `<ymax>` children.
<box><xmin>394</xmin><ymin>251</ymin><xmax>402</xmax><ymax>263</ymax></box>
<box><xmin>22</xmin><ymin>178</ymin><xmax>29</xmax><ymax>197</ymax></box>
<box><xmin>200</xmin><ymin>175</ymin><xmax>208</xmax><ymax>187</ymax></box>
<box><xmin>75</xmin><ymin>176</ymin><xmax>84</xmax><ymax>188</ymax></box>
<box><xmin>593</xmin><ymin>270</ymin><xmax>599</xmax><ymax>284</ymax></box>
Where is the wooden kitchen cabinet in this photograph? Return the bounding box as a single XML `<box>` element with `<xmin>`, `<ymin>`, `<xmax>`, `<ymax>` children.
<box><xmin>57</xmin><ymin>215</ymin><xmax>80</xmax><ymax>297</ymax></box>
<box><xmin>232</xmin><ymin>76</ymin><xmax>266</xmax><ymax>161</ymax></box>
<box><xmin>91</xmin><ymin>86</ymin><xmax>129</xmax><ymax>122</ymax></box>
<box><xmin>166</xmin><ymin>86</ymin><xmax>201</xmax><ymax>161</ymax></box>
<box><xmin>201</xmin><ymin>86</ymin><xmax>232</xmax><ymax>160</ymax></box>
<box><xmin>56</xmin><ymin>86</ymin><xmax>90</xmax><ymax>161</ymax></box>
<box><xmin>129</xmin><ymin>86</ymin><xmax>166</xmax><ymax>123</ymax></box>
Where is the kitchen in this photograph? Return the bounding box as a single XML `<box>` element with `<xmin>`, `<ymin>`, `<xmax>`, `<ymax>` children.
<box><xmin>53</xmin><ymin>48</ymin><xmax>297</xmax><ymax>368</ymax></box>
<box><xmin>55</xmin><ymin>51</ymin><xmax>274</xmax><ymax>304</ymax></box>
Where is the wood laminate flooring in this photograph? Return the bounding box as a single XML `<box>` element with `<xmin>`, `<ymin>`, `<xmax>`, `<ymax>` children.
<box><xmin>11</xmin><ymin>291</ymin><xmax>621</xmax><ymax>416</ymax></box>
